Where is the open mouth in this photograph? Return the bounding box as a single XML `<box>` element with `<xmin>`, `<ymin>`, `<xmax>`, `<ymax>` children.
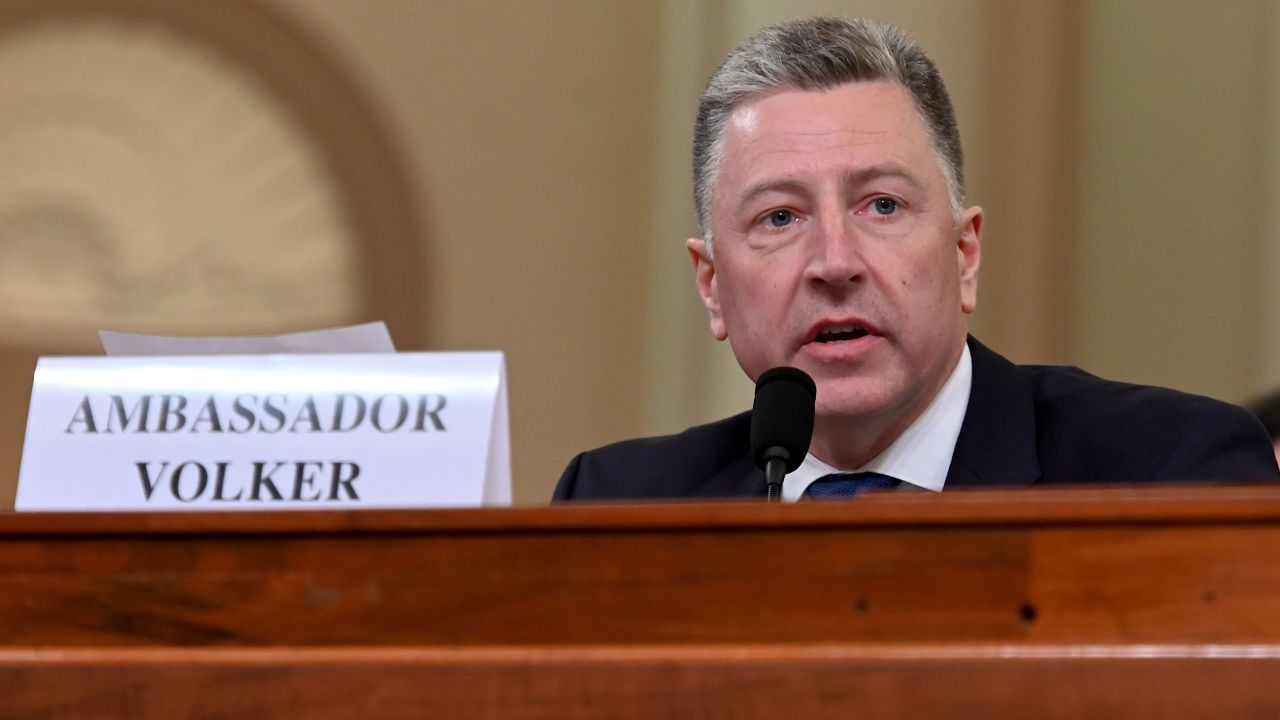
<box><xmin>814</xmin><ymin>324</ymin><xmax>870</xmax><ymax>343</ymax></box>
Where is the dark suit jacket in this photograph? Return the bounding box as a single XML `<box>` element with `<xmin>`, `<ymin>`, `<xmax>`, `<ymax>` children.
<box><xmin>554</xmin><ymin>338</ymin><xmax>1280</xmax><ymax>500</ymax></box>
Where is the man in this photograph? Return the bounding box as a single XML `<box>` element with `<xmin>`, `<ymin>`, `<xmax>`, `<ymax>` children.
<box><xmin>555</xmin><ymin>17</ymin><xmax>1278</xmax><ymax>501</ymax></box>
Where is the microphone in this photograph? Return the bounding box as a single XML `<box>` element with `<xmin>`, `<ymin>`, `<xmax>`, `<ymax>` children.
<box><xmin>751</xmin><ymin>366</ymin><xmax>816</xmax><ymax>502</ymax></box>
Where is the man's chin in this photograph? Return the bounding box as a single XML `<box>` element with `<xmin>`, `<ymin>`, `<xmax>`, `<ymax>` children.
<box><xmin>813</xmin><ymin>391</ymin><xmax>897</xmax><ymax>425</ymax></box>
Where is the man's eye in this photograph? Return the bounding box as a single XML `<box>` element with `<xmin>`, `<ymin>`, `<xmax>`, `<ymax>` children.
<box><xmin>764</xmin><ymin>209</ymin><xmax>795</xmax><ymax>228</ymax></box>
<box><xmin>872</xmin><ymin>197</ymin><xmax>898</xmax><ymax>215</ymax></box>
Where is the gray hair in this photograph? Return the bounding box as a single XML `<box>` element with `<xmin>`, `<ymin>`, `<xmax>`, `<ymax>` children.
<box><xmin>692</xmin><ymin>17</ymin><xmax>965</xmax><ymax>245</ymax></box>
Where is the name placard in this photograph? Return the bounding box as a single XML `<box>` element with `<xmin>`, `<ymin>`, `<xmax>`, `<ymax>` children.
<box><xmin>16</xmin><ymin>353</ymin><xmax>511</xmax><ymax>511</ymax></box>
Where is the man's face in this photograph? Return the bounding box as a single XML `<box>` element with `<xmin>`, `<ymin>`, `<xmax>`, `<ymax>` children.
<box><xmin>689</xmin><ymin>80</ymin><xmax>981</xmax><ymax>433</ymax></box>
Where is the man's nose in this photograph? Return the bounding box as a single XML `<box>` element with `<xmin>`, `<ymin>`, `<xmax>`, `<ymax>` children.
<box><xmin>803</xmin><ymin>212</ymin><xmax>865</xmax><ymax>286</ymax></box>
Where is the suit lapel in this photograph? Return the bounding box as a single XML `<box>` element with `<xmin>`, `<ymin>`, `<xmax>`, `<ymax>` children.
<box><xmin>945</xmin><ymin>337</ymin><xmax>1041</xmax><ymax>488</ymax></box>
<box><xmin>705</xmin><ymin>453</ymin><xmax>768</xmax><ymax>497</ymax></box>
<box><xmin>687</xmin><ymin>412</ymin><xmax>767</xmax><ymax>498</ymax></box>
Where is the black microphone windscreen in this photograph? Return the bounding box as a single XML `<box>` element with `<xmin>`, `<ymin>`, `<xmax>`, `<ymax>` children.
<box><xmin>750</xmin><ymin>366</ymin><xmax>816</xmax><ymax>472</ymax></box>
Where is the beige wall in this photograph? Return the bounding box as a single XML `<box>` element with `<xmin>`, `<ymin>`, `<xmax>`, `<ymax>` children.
<box><xmin>1073</xmin><ymin>0</ymin><xmax>1270</xmax><ymax>401</ymax></box>
<box><xmin>1</xmin><ymin>0</ymin><xmax>1278</xmax><ymax>505</ymax></box>
<box><xmin>263</xmin><ymin>0</ymin><xmax>663</xmax><ymax>503</ymax></box>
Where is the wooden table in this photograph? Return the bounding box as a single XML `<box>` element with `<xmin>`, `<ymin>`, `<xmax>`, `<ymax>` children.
<box><xmin>2</xmin><ymin>485</ymin><xmax>1279</xmax><ymax>717</ymax></box>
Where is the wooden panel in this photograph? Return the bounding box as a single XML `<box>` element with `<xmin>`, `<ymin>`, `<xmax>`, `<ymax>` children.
<box><xmin>2</xmin><ymin>647</ymin><xmax>1280</xmax><ymax>719</ymax></box>
<box><xmin>0</xmin><ymin>523</ymin><xmax>1032</xmax><ymax>646</ymax></box>
<box><xmin>4</xmin><ymin>484</ymin><xmax>1280</xmax><ymax>534</ymax></box>
<box><xmin>0</xmin><ymin>486</ymin><xmax>1275</xmax><ymax>648</ymax></box>
<box><xmin>1</xmin><ymin>486</ymin><xmax>1280</xmax><ymax>716</ymax></box>
<box><xmin>1030</xmin><ymin>525</ymin><xmax>1280</xmax><ymax>642</ymax></box>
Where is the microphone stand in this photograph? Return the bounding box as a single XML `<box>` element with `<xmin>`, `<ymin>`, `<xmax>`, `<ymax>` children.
<box><xmin>763</xmin><ymin>451</ymin><xmax>789</xmax><ymax>503</ymax></box>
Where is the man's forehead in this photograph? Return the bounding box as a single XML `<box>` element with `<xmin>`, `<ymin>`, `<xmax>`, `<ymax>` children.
<box><xmin>717</xmin><ymin>81</ymin><xmax>935</xmax><ymax>185</ymax></box>
<box><xmin>726</xmin><ymin>80</ymin><xmax>920</xmax><ymax>139</ymax></box>
<box><xmin>729</xmin><ymin>103</ymin><xmax>760</xmax><ymax>135</ymax></box>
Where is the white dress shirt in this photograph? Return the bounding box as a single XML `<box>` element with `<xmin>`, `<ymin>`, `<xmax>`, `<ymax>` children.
<box><xmin>783</xmin><ymin>344</ymin><xmax>973</xmax><ymax>501</ymax></box>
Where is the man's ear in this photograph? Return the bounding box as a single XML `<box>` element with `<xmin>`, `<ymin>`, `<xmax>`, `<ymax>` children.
<box><xmin>687</xmin><ymin>237</ymin><xmax>727</xmax><ymax>340</ymax></box>
<box><xmin>956</xmin><ymin>206</ymin><xmax>983</xmax><ymax>314</ymax></box>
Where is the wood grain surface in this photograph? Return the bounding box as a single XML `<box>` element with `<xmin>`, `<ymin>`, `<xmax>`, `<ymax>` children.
<box><xmin>1</xmin><ymin>485</ymin><xmax>1279</xmax><ymax>717</ymax></box>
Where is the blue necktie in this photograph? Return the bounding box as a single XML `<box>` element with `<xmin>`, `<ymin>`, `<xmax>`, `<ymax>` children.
<box><xmin>802</xmin><ymin>472</ymin><xmax>901</xmax><ymax>500</ymax></box>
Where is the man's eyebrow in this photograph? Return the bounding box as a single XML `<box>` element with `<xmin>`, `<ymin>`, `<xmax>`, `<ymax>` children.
<box><xmin>735</xmin><ymin>163</ymin><xmax>925</xmax><ymax>210</ymax></box>
<box><xmin>847</xmin><ymin>163</ymin><xmax>925</xmax><ymax>191</ymax></box>
<box><xmin>736</xmin><ymin>179</ymin><xmax>808</xmax><ymax>210</ymax></box>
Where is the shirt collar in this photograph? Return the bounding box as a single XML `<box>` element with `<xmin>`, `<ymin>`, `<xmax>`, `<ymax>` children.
<box><xmin>782</xmin><ymin>343</ymin><xmax>973</xmax><ymax>501</ymax></box>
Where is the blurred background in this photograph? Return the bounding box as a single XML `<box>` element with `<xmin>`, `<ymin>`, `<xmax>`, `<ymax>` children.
<box><xmin>0</xmin><ymin>0</ymin><xmax>1275</xmax><ymax>505</ymax></box>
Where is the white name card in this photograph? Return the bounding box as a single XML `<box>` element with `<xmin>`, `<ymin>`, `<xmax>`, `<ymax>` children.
<box><xmin>16</xmin><ymin>353</ymin><xmax>511</xmax><ymax>511</ymax></box>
